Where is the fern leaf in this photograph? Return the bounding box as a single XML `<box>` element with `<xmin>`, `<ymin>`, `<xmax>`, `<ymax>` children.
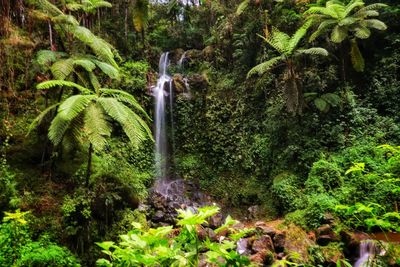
<box><xmin>236</xmin><ymin>0</ymin><xmax>250</xmax><ymax>16</ymax></box>
<box><xmin>92</xmin><ymin>60</ymin><xmax>119</xmax><ymax>79</ymax></box>
<box><xmin>132</xmin><ymin>0</ymin><xmax>149</xmax><ymax>33</ymax></box>
<box><xmin>51</xmin><ymin>58</ymin><xmax>74</xmax><ymax>80</ymax></box>
<box><xmin>98</xmin><ymin>98</ymin><xmax>152</xmax><ymax>147</ymax></box>
<box><xmin>344</xmin><ymin>0</ymin><xmax>364</xmax><ymax>17</ymax></box>
<box><xmin>49</xmin><ymin>95</ymin><xmax>95</xmax><ymax>145</ymax></box>
<box><xmin>84</xmin><ymin>103</ymin><xmax>111</xmax><ymax>151</ymax></box>
<box><xmin>296</xmin><ymin>47</ymin><xmax>328</xmax><ymax>57</ymax></box>
<box><xmin>99</xmin><ymin>88</ymin><xmax>150</xmax><ymax>119</ymax></box>
<box><xmin>331</xmin><ymin>25</ymin><xmax>348</xmax><ymax>43</ymax></box>
<box><xmin>247</xmin><ymin>56</ymin><xmax>283</xmax><ymax>78</ymax></box>
<box><xmin>287</xmin><ymin>20</ymin><xmax>312</xmax><ymax>54</ymax></box>
<box><xmin>350</xmin><ymin>39</ymin><xmax>365</xmax><ymax>72</ymax></box>
<box><xmin>36</xmin><ymin>50</ymin><xmax>66</xmax><ymax>66</ymax></box>
<box><xmin>309</xmin><ymin>19</ymin><xmax>337</xmax><ymax>42</ymax></box>
<box><xmin>264</xmin><ymin>29</ymin><xmax>290</xmax><ymax>54</ymax></box>
<box><xmin>27</xmin><ymin>103</ymin><xmax>60</xmax><ymax>135</ymax></box>
<box><xmin>314</xmin><ymin>98</ymin><xmax>328</xmax><ymax>112</ymax></box>
<box><xmin>365</xmin><ymin>19</ymin><xmax>387</xmax><ymax>31</ymax></box>
<box><xmin>321</xmin><ymin>93</ymin><xmax>341</xmax><ymax>107</ymax></box>
<box><xmin>73</xmin><ymin>58</ymin><xmax>96</xmax><ymax>72</ymax></box>
<box><xmin>51</xmin><ymin>14</ymin><xmax>79</xmax><ymax>25</ymax></box>
<box><xmin>37</xmin><ymin>80</ymin><xmax>92</xmax><ymax>94</ymax></box>
<box><xmin>71</xmin><ymin>26</ymin><xmax>118</xmax><ymax>68</ymax></box>
<box><xmin>353</xmin><ymin>26</ymin><xmax>371</xmax><ymax>39</ymax></box>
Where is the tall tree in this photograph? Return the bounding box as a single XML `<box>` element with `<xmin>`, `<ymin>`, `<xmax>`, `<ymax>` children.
<box><xmin>305</xmin><ymin>0</ymin><xmax>387</xmax><ymax>73</ymax></box>
<box><xmin>247</xmin><ymin>21</ymin><xmax>328</xmax><ymax>115</ymax></box>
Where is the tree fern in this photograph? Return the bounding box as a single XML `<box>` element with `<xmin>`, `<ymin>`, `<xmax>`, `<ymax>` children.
<box><xmin>305</xmin><ymin>0</ymin><xmax>387</xmax><ymax>71</ymax></box>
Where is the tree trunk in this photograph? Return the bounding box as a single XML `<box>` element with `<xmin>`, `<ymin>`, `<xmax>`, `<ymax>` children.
<box><xmin>86</xmin><ymin>143</ymin><xmax>93</xmax><ymax>187</ymax></box>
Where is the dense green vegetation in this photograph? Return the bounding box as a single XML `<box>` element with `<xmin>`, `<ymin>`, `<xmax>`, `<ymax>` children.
<box><xmin>1</xmin><ymin>0</ymin><xmax>400</xmax><ymax>266</ymax></box>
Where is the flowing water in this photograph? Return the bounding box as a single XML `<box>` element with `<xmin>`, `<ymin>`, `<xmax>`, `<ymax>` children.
<box><xmin>154</xmin><ymin>52</ymin><xmax>172</xmax><ymax>180</ymax></box>
<box><xmin>354</xmin><ymin>240</ymin><xmax>378</xmax><ymax>267</ymax></box>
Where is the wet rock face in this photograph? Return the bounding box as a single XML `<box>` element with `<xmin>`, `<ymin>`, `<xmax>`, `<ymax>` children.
<box><xmin>188</xmin><ymin>74</ymin><xmax>208</xmax><ymax>91</ymax></box>
<box><xmin>316</xmin><ymin>224</ymin><xmax>340</xmax><ymax>246</ymax></box>
<box><xmin>147</xmin><ymin>179</ymin><xmax>215</xmax><ymax>226</ymax></box>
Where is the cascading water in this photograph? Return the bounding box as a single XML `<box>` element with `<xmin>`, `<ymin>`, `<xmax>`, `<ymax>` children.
<box><xmin>154</xmin><ymin>52</ymin><xmax>172</xmax><ymax>180</ymax></box>
<box><xmin>151</xmin><ymin>52</ymin><xmax>211</xmax><ymax>211</ymax></box>
<box><xmin>354</xmin><ymin>240</ymin><xmax>377</xmax><ymax>267</ymax></box>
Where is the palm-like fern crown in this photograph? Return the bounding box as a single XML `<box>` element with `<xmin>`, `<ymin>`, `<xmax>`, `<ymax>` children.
<box><xmin>31</xmin><ymin>80</ymin><xmax>152</xmax><ymax>151</ymax></box>
<box><xmin>305</xmin><ymin>0</ymin><xmax>388</xmax><ymax>43</ymax></box>
<box><xmin>34</xmin><ymin>0</ymin><xmax>118</xmax><ymax>68</ymax></box>
<box><xmin>66</xmin><ymin>0</ymin><xmax>112</xmax><ymax>14</ymax></box>
<box><xmin>247</xmin><ymin>20</ymin><xmax>328</xmax><ymax>78</ymax></box>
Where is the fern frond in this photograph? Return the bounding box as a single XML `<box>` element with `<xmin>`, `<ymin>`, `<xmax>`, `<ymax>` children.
<box><xmin>84</xmin><ymin>103</ymin><xmax>111</xmax><ymax>151</ymax></box>
<box><xmin>350</xmin><ymin>39</ymin><xmax>365</xmax><ymax>72</ymax></box>
<box><xmin>353</xmin><ymin>26</ymin><xmax>371</xmax><ymax>39</ymax></box>
<box><xmin>321</xmin><ymin>93</ymin><xmax>341</xmax><ymax>107</ymax></box>
<box><xmin>99</xmin><ymin>88</ymin><xmax>150</xmax><ymax>119</ymax></box>
<box><xmin>236</xmin><ymin>0</ymin><xmax>250</xmax><ymax>15</ymax></box>
<box><xmin>344</xmin><ymin>0</ymin><xmax>364</xmax><ymax>17</ymax></box>
<box><xmin>304</xmin><ymin>6</ymin><xmax>339</xmax><ymax>19</ymax></box>
<box><xmin>73</xmin><ymin>58</ymin><xmax>96</xmax><ymax>72</ymax></box>
<box><xmin>287</xmin><ymin>20</ymin><xmax>312</xmax><ymax>54</ymax></box>
<box><xmin>357</xmin><ymin>3</ymin><xmax>387</xmax><ymax>13</ymax></box>
<box><xmin>338</xmin><ymin>17</ymin><xmax>358</xmax><ymax>26</ymax></box>
<box><xmin>263</xmin><ymin>29</ymin><xmax>290</xmax><ymax>54</ymax></box>
<box><xmin>27</xmin><ymin>103</ymin><xmax>60</xmax><ymax>135</ymax></box>
<box><xmin>98</xmin><ymin>98</ymin><xmax>152</xmax><ymax>147</ymax></box>
<box><xmin>34</xmin><ymin>0</ymin><xmax>63</xmax><ymax>16</ymax></box>
<box><xmin>331</xmin><ymin>25</ymin><xmax>348</xmax><ymax>43</ymax></box>
<box><xmin>364</xmin><ymin>19</ymin><xmax>387</xmax><ymax>31</ymax></box>
<box><xmin>51</xmin><ymin>58</ymin><xmax>74</xmax><ymax>80</ymax></box>
<box><xmin>309</xmin><ymin>19</ymin><xmax>337</xmax><ymax>42</ymax></box>
<box><xmin>66</xmin><ymin>3</ymin><xmax>84</xmax><ymax>11</ymax></box>
<box><xmin>37</xmin><ymin>80</ymin><xmax>92</xmax><ymax>94</ymax></box>
<box><xmin>36</xmin><ymin>50</ymin><xmax>67</xmax><ymax>66</ymax></box>
<box><xmin>70</xmin><ymin>26</ymin><xmax>118</xmax><ymax>68</ymax></box>
<box><xmin>247</xmin><ymin>56</ymin><xmax>283</xmax><ymax>78</ymax></box>
<box><xmin>132</xmin><ymin>0</ymin><xmax>149</xmax><ymax>33</ymax></box>
<box><xmin>296</xmin><ymin>47</ymin><xmax>328</xmax><ymax>57</ymax></box>
<box><xmin>51</xmin><ymin>14</ymin><xmax>79</xmax><ymax>25</ymax></box>
<box><xmin>89</xmin><ymin>72</ymin><xmax>101</xmax><ymax>92</ymax></box>
<box><xmin>49</xmin><ymin>95</ymin><xmax>95</xmax><ymax>145</ymax></box>
<box><xmin>356</xmin><ymin>10</ymin><xmax>379</xmax><ymax>17</ymax></box>
<box><xmin>92</xmin><ymin>60</ymin><xmax>119</xmax><ymax>79</ymax></box>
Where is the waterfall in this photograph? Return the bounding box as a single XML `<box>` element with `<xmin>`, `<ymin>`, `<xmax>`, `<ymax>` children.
<box><xmin>178</xmin><ymin>51</ymin><xmax>187</xmax><ymax>67</ymax></box>
<box><xmin>154</xmin><ymin>52</ymin><xmax>172</xmax><ymax>180</ymax></box>
<box><xmin>354</xmin><ymin>240</ymin><xmax>377</xmax><ymax>267</ymax></box>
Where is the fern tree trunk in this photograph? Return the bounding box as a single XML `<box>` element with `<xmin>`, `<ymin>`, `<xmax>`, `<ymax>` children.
<box><xmin>86</xmin><ymin>143</ymin><xmax>93</xmax><ymax>187</ymax></box>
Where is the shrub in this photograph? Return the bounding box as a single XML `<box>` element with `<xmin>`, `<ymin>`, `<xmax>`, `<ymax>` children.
<box><xmin>271</xmin><ymin>173</ymin><xmax>305</xmax><ymax>213</ymax></box>
<box><xmin>96</xmin><ymin>206</ymin><xmax>251</xmax><ymax>267</ymax></box>
<box><xmin>305</xmin><ymin>160</ymin><xmax>343</xmax><ymax>193</ymax></box>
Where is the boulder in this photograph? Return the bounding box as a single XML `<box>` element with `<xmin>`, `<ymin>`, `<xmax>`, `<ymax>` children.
<box><xmin>249</xmin><ymin>249</ymin><xmax>274</xmax><ymax>266</ymax></box>
<box><xmin>188</xmin><ymin>74</ymin><xmax>208</xmax><ymax>91</ymax></box>
<box><xmin>273</xmin><ymin>231</ymin><xmax>286</xmax><ymax>253</ymax></box>
<box><xmin>252</xmin><ymin>235</ymin><xmax>274</xmax><ymax>253</ymax></box>
<box><xmin>254</xmin><ymin>221</ymin><xmax>277</xmax><ymax>237</ymax></box>
<box><xmin>316</xmin><ymin>224</ymin><xmax>340</xmax><ymax>246</ymax></box>
<box><xmin>172</xmin><ymin>74</ymin><xmax>186</xmax><ymax>93</ymax></box>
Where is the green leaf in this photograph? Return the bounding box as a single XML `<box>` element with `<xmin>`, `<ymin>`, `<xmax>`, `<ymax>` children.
<box><xmin>314</xmin><ymin>98</ymin><xmax>328</xmax><ymax>112</ymax></box>
<box><xmin>350</xmin><ymin>39</ymin><xmax>365</xmax><ymax>72</ymax></box>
